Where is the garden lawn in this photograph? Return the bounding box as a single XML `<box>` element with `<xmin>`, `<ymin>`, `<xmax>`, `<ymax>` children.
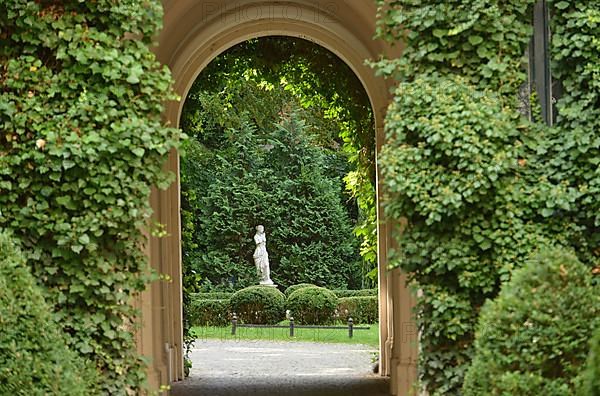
<box><xmin>191</xmin><ymin>321</ymin><xmax>379</xmax><ymax>347</ymax></box>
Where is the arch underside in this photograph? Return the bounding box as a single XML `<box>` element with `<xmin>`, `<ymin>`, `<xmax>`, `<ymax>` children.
<box><xmin>140</xmin><ymin>2</ymin><xmax>417</xmax><ymax>394</ymax></box>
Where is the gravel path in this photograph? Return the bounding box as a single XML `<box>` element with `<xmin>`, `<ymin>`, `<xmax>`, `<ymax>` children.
<box><xmin>171</xmin><ymin>340</ymin><xmax>389</xmax><ymax>396</ymax></box>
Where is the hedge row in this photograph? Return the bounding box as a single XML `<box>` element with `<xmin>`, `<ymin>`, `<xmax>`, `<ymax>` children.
<box><xmin>283</xmin><ymin>284</ymin><xmax>377</xmax><ymax>298</ymax></box>
<box><xmin>188</xmin><ymin>285</ymin><xmax>379</xmax><ymax>326</ymax></box>
<box><xmin>337</xmin><ymin>296</ymin><xmax>378</xmax><ymax>324</ymax></box>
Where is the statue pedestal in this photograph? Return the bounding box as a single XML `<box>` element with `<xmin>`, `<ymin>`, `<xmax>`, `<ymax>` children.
<box><xmin>259</xmin><ymin>280</ymin><xmax>277</xmax><ymax>288</ymax></box>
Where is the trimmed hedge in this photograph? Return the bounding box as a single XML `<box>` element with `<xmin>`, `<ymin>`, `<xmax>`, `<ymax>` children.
<box><xmin>189</xmin><ymin>298</ymin><xmax>230</xmax><ymax>327</ymax></box>
<box><xmin>230</xmin><ymin>286</ymin><xmax>285</xmax><ymax>324</ymax></box>
<box><xmin>286</xmin><ymin>286</ymin><xmax>338</xmax><ymax>325</ymax></box>
<box><xmin>463</xmin><ymin>248</ymin><xmax>600</xmax><ymax>395</ymax></box>
<box><xmin>284</xmin><ymin>283</ymin><xmax>317</xmax><ymax>297</ymax></box>
<box><xmin>191</xmin><ymin>292</ymin><xmax>233</xmax><ymax>300</ymax></box>
<box><xmin>337</xmin><ymin>296</ymin><xmax>378</xmax><ymax>324</ymax></box>
<box><xmin>0</xmin><ymin>231</ymin><xmax>98</xmax><ymax>395</ymax></box>
<box><xmin>333</xmin><ymin>288</ymin><xmax>377</xmax><ymax>298</ymax></box>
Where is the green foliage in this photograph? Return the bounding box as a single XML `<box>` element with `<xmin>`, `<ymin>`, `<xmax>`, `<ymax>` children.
<box><xmin>463</xmin><ymin>248</ymin><xmax>599</xmax><ymax>395</ymax></box>
<box><xmin>580</xmin><ymin>327</ymin><xmax>600</xmax><ymax>396</ymax></box>
<box><xmin>373</xmin><ymin>0</ymin><xmax>535</xmax><ymax>102</ymax></box>
<box><xmin>380</xmin><ymin>73</ymin><xmax>569</xmax><ymax>394</ymax></box>
<box><xmin>374</xmin><ymin>0</ymin><xmax>600</xmax><ymax>393</ymax></box>
<box><xmin>0</xmin><ymin>1</ymin><xmax>182</xmax><ymax>392</ymax></box>
<box><xmin>547</xmin><ymin>0</ymin><xmax>600</xmax><ymax>263</ymax></box>
<box><xmin>0</xmin><ymin>231</ymin><xmax>98</xmax><ymax>395</ymax></box>
<box><xmin>189</xmin><ymin>298</ymin><xmax>230</xmax><ymax>327</ymax></box>
<box><xmin>182</xmin><ymin>107</ymin><xmax>361</xmax><ymax>290</ymax></box>
<box><xmin>333</xmin><ymin>288</ymin><xmax>378</xmax><ymax>298</ymax></box>
<box><xmin>284</xmin><ymin>283</ymin><xmax>317</xmax><ymax>297</ymax></box>
<box><xmin>181</xmin><ymin>37</ymin><xmax>377</xmax><ymax>294</ymax></box>
<box><xmin>230</xmin><ymin>286</ymin><xmax>286</xmax><ymax>325</ymax></box>
<box><xmin>337</xmin><ymin>296</ymin><xmax>378</xmax><ymax>324</ymax></box>
<box><xmin>191</xmin><ymin>292</ymin><xmax>233</xmax><ymax>300</ymax></box>
<box><xmin>286</xmin><ymin>286</ymin><xmax>338</xmax><ymax>325</ymax></box>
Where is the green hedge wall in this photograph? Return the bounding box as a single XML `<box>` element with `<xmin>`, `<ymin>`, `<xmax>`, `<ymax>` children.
<box><xmin>337</xmin><ymin>296</ymin><xmax>378</xmax><ymax>324</ymax></box>
<box><xmin>0</xmin><ymin>231</ymin><xmax>99</xmax><ymax>395</ymax></box>
<box><xmin>0</xmin><ymin>1</ymin><xmax>182</xmax><ymax>393</ymax></box>
<box><xmin>189</xmin><ymin>298</ymin><xmax>230</xmax><ymax>327</ymax></box>
<box><xmin>333</xmin><ymin>288</ymin><xmax>377</xmax><ymax>298</ymax></box>
<box><xmin>191</xmin><ymin>292</ymin><xmax>233</xmax><ymax>300</ymax></box>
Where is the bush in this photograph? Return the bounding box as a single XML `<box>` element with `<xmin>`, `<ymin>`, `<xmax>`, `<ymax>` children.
<box><xmin>579</xmin><ymin>327</ymin><xmax>600</xmax><ymax>396</ymax></box>
<box><xmin>463</xmin><ymin>248</ymin><xmax>600</xmax><ymax>395</ymax></box>
<box><xmin>333</xmin><ymin>288</ymin><xmax>377</xmax><ymax>298</ymax></box>
<box><xmin>286</xmin><ymin>286</ymin><xmax>338</xmax><ymax>325</ymax></box>
<box><xmin>230</xmin><ymin>286</ymin><xmax>285</xmax><ymax>324</ymax></box>
<box><xmin>0</xmin><ymin>231</ymin><xmax>98</xmax><ymax>395</ymax></box>
<box><xmin>189</xmin><ymin>298</ymin><xmax>230</xmax><ymax>327</ymax></box>
<box><xmin>191</xmin><ymin>292</ymin><xmax>233</xmax><ymax>300</ymax></box>
<box><xmin>284</xmin><ymin>283</ymin><xmax>317</xmax><ymax>297</ymax></box>
<box><xmin>337</xmin><ymin>296</ymin><xmax>379</xmax><ymax>324</ymax></box>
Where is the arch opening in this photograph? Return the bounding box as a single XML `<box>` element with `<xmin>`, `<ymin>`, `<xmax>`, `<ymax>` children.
<box><xmin>143</xmin><ymin>2</ymin><xmax>417</xmax><ymax>394</ymax></box>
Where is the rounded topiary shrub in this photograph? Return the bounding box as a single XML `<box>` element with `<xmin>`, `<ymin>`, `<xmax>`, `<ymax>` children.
<box><xmin>230</xmin><ymin>286</ymin><xmax>285</xmax><ymax>325</ymax></box>
<box><xmin>287</xmin><ymin>286</ymin><xmax>338</xmax><ymax>325</ymax></box>
<box><xmin>284</xmin><ymin>283</ymin><xmax>317</xmax><ymax>297</ymax></box>
<box><xmin>0</xmin><ymin>231</ymin><xmax>98</xmax><ymax>395</ymax></box>
<box><xmin>463</xmin><ymin>248</ymin><xmax>600</xmax><ymax>396</ymax></box>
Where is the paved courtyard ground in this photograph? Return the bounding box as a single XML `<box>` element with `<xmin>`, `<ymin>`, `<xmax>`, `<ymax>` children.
<box><xmin>171</xmin><ymin>340</ymin><xmax>389</xmax><ymax>396</ymax></box>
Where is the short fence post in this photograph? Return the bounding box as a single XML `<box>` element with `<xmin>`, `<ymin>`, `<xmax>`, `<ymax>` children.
<box><xmin>231</xmin><ymin>313</ymin><xmax>238</xmax><ymax>336</ymax></box>
<box><xmin>289</xmin><ymin>317</ymin><xmax>295</xmax><ymax>337</ymax></box>
<box><xmin>348</xmin><ymin>317</ymin><xmax>354</xmax><ymax>338</ymax></box>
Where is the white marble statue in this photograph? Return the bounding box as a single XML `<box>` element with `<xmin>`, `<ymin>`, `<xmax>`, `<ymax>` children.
<box><xmin>253</xmin><ymin>225</ymin><xmax>274</xmax><ymax>286</ymax></box>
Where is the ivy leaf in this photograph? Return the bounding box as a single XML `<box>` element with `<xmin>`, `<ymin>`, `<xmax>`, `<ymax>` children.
<box><xmin>555</xmin><ymin>1</ymin><xmax>569</xmax><ymax>9</ymax></box>
<box><xmin>126</xmin><ymin>65</ymin><xmax>143</xmax><ymax>84</ymax></box>
<box><xmin>79</xmin><ymin>234</ymin><xmax>90</xmax><ymax>245</ymax></box>
<box><xmin>56</xmin><ymin>196</ymin><xmax>77</xmax><ymax>210</ymax></box>
<box><xmin>468</xmin><ymin>35</ymin><xmax>484</xmax><ymax>45</ymax></box>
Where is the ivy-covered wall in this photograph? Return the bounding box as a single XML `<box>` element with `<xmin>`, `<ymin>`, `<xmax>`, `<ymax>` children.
<box><xmin>0</xmin><ymin>1</ymin><xmax>181</xmax><ymax>393</ymax></box>
<box><xmin>374</xmin><ymin>0</ymin><xmax>599</xmax><ymax>394</ymax></box>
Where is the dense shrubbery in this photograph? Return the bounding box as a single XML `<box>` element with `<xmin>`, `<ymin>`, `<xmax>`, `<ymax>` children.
<box><xmin>182</xmin><ymin>108</ymin><xmax>361</xmax><ymax>291</ymax></box>
<box><xmin>189</xmin><ymin>285</ymin><xmax>379</xmax><ymax>327</ymax></box>
<box><xmin>284</xmin><ymin>283</ymin><xmax>317</xmax><ymax>297</ymax></box>
<box><xmin>286</xmin><ymin>286</ymin><xmax>338</xmax><ymax>325</ymax></box>
<box><xmin>188</xmin><ymin>299</ymin><xmax>230</xmax><ymax>327</ymax></box>
<box><xmin>333</xmin><ymin>288</ymin><xmax>377</xmax><ymax>298</ymax></box>
<box><xmin>337</xmin><ymin>296</ymin><xmax>378</xmax><ymax>324</ymax></box>
<box><xmin>0</xmin><ymin>231</ymin><xmax>98</xmax><ymax>395</ymax></box>
<box><xmin>463</xmin><ymin>249</ymin><xmax>599</xmax><ymax>395</ymax></box>
<box><xmin>580</xmin><ymin>327</ymin><xmax>600</xmax><ymax>396</ymax></box>
<box><xmin>375</xmin><ymin>0</ymin><xmax>599</xmax><ymax>393</ymax></box>
<box><xmin>0</xmin><ymin>1</ymin><xmax>181</xmax><ymax>392</ymax></box>
<box><xmin>191</xmin><ymin>292</ymin><xmax>233</xmax><ymax>300</ymax></box>
<box><xmin>230</xmin><ymin>286</ymin><xmax>286</xmax><ymax>325</ymax></box>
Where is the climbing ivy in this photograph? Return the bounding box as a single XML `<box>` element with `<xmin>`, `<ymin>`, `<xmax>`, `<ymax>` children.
<box><xmin>375</xmin><ymin>0</ymin><xmax>598</xmax><ymax>394</ymax></box>
<box><xmin>547</xmin><ymin>0</ymin><xmax>600</xmax><ymax>264</ymax></box>
<box><xmin>0</xmin><ymin>1</ymin><xmax>181</xmax><ymax>393</ymax></box>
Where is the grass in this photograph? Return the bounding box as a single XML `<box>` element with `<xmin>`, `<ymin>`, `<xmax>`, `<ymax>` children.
<box><xmin>191</xmin><ymin>321</ymin><xmax>380</xmax><ymax>347</ymax></box>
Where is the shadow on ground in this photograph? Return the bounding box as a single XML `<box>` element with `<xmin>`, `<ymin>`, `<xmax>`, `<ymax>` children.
<box><xmin>171</xmin><ymin>375</ymin><xmax>390</xmax><ymax>396</ymax></box>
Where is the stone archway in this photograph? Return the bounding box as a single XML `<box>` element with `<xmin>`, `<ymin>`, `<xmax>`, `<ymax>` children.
<box><xmin>137</xmin><ymin>2</ymin><xmax>418</xmax><ymax>395</ymax></box>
